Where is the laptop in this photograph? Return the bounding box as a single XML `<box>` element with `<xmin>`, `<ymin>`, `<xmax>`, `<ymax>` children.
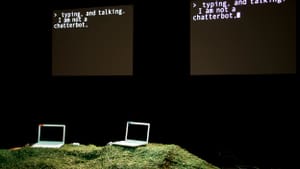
<box><xmin>31</xmin><ymin>124</ymin><xmax>66</xmax><ymax>148</ymax></box>
<box><xmin>111</xmin><ymin>121</ymin><xmax>150</xmax><ymax>147</ymax></box>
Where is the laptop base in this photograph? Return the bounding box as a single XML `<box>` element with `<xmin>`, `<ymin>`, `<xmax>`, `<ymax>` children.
<box><xmin>111</xmin><ymin>140</ymin><xmax>148</xmax><ymax>147</ymax></box>
<box><xmin>31</xmin><ymin>141</ymin><xmax>64</xmax><ymax>148</ymax></box>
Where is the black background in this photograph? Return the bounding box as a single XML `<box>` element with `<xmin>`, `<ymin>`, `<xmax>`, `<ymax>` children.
<box><xmin>2</xmin><ymin>0</ymin><xmax>298</xmax><ymax>168</ymax></box>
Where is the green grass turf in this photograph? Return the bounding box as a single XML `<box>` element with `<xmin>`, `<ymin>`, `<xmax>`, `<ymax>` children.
<box><xmin>0</xmin><ymin>143</ymin><xmax>220</xmax><ymax>169</ymax></box>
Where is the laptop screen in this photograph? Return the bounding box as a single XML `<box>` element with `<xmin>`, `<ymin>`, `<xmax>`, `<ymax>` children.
<box><xmin>39</xmin><ymin>125</ymin><xmax>64</xmax><ymax>142</ymax></box>
<box><xmin>127</xmin><ymin>123</ymin><xmax>149</xmax><ymax>142</ymax></box>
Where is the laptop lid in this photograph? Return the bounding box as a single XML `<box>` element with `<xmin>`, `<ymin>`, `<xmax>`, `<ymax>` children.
<box><xmin>125</xmin><ymin>121</ymin><xmax>150</xmax><ymax>143</ymax></box>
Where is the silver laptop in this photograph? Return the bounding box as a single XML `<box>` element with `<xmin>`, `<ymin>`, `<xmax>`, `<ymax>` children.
<box><xmin>111</xmin><ymin>121</ymin><xmax>150</xmax><ymax>147</ymax></box>
<box><xmin>31</xmin><ymin>124</ymin><xmax>66</xmax><ymax>148</ymax></box>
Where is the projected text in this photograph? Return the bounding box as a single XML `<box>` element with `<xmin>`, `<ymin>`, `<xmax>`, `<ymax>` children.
<box><xmin>53</xmin><ymin>8</ymin><xmax>126</xmax><ymax>29</ymax></box>
<box><xmin>192</xmin><ymin>0</ymin><xmax>286</xmax><ymax>21</ymax></box>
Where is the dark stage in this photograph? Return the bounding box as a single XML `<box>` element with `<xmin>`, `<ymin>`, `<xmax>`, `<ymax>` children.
<box><xmin>1</xmin><ymin>0</ymin><xmax>297</xmax><ymax>169</ymax></box>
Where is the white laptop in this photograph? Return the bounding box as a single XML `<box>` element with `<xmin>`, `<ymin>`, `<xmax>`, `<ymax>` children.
<box><xmin>111</xmin><ymin>121</ymin><xmax>150</xmax><ymax>147</ymax></box>
<box><xmin>31</xmin><ymin>124</ymin><xmax>66</xmax><ymax>148</ymax></box>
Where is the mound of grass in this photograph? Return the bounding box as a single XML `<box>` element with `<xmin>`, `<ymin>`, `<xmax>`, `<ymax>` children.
<box><xmin>0</xmin><ymin>143</ymin><xmax>220</xmax><ymax>169</ymax></box>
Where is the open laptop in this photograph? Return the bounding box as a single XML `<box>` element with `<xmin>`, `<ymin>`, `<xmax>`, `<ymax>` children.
<box><xmin>111</xmin><ymin>121</ymin><xmax>150</xmax><ymax>147</ymax></box>
<box><xmin>31</xmin><ymin>124</ymin><xmax>66</xmax><ymax>148</ymax></box>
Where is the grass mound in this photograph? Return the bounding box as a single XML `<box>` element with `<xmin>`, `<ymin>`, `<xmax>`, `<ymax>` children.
<box><xmin>0</xmin><ymin>143</ymin><xmax>220</xmax><ymax>169</ymax></box>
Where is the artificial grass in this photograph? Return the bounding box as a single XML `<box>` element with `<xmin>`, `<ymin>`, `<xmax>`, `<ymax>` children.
<box><xmin>0</xmin><ymin>143</ymin><xmax>220</xmax><ymax>169</ymax></box>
